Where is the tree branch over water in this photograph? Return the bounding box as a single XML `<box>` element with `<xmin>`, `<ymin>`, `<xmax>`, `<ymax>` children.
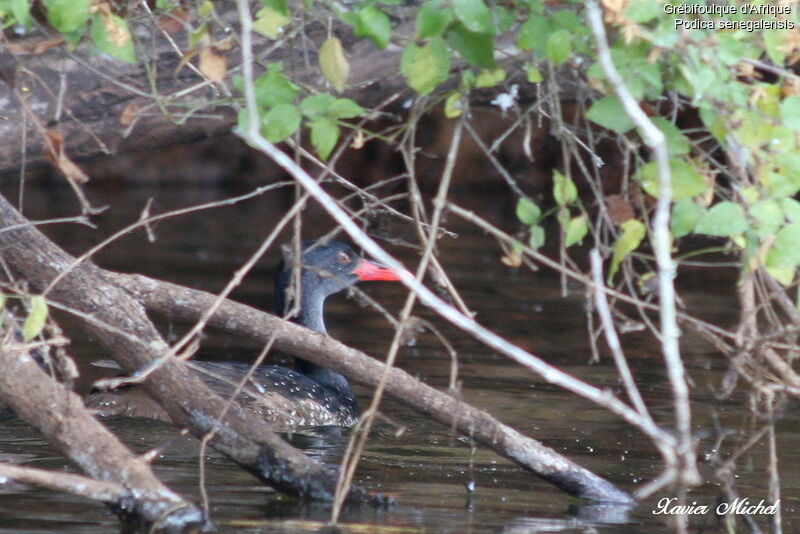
<box><xmin>114</xmin><ymin>270</ymin><xmax>634</xmax><ymax>503</ymax></box>
<box><xmin>0</xmin><ymin>193</ymin><xmax>383</xmax><ymax>508</ymax></box>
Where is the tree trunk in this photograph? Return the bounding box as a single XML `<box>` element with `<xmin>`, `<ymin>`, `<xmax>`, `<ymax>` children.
<box><xmin>0</xmin><ymin>5</ymin><xmax>409</xmax><ymax>176</ymax></box>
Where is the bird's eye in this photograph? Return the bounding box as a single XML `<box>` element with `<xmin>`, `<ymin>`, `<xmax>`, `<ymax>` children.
<box><xmin>338</xmin><ymin>252</ymin><xmax>350</xmax><ymax>264</ymax></box>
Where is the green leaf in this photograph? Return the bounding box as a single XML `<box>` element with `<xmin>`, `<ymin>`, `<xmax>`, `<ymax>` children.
<box><xmin>564</xmin><ymin>215</ymin><xmax>588</xmax><ymax>247</ymax></box>
<box><xmin>586</xmin><ymin>96</ymin><xmax>635</xmax><ymax>134</ymax></box>
<box><xmin>517</xmin><ymin>15</ymin><xmax>549</xmax><ymax>53</ymax></box>
<box><xmin>529</xmin><ymin>224</ymin><xmax>546</xmax><ymax>250</ymax></box>
<box><xmin>300</xmin><ymin>93</ymin><xmax>337</xmax><ymax>117</ymax></box>
<box><xmin>475</xmin><ymin>68</ymin><xmax>506</xmax><ymax>88</ymax></box>
<box><xmin>765</xmin><ymin>262</ymin><xmax>795</xmax><ymax>287</ymax></box>
<box><xmin>772</xmin><ymin>222</ymin><xmax>800</xmax><ymax>264</ymax></box>
<box><xmin>400</xmin><ymin>37</ymin><xmax>451</xmax><ymax>95</ymax></box>
<box><xmin>671</xmin><ymin>198</ymin><xmax>703</xmax><ymax>238</ymax></box>
<box><xmin>636</xmin><ymin>159</ymin><xmax>708</xmax><ymax>200</ymax></box>
<box><xmin>261</xmin><ymin>103</ymin><xmax>301</xmax><ymax>142</ymax></box>
<box><xmin>764</xmin><ymin>30</ymin><xmax>787</xmax><ymax>66</ymax></box>
<box><xmin>751</xmin><ymin>200</ymin><xmax>783</xmax><ymax>239</ymax></box>
<box><xmin>552</xmin><ymin>10</ymin><xmax>581</xmax><ymax>31</ymax></box>
<box><xmin>446</xmin><ymin>22</ymin><xmax>495</xmax><ymax>68</ymax></box>
<box><xmin>781</xmin><ymin>198</ymin><xmax>800</xmax><ymax>222</ymax></box>
<box><xmin>546</xmin><ymin>29</ymin><xmax>571</xmax><ymax>66</ymax></box>
<box><xmin>236</xmin><ymin>108</ymin><xmax>252</xmax><ymax>133</ymax></box>
<box><xmin>609</xmin><ymin>219</ymin><xmax>646</xmax><ymax>282</ymax></box>
<box><xmin>526</xmin><ymin>66</ymin><xmax>543</xmax><ymax>83</ymax></box>
<box><xmin>353</xmin><ymin>5</ymin><xmax>391</xmax><ymax>49</ymax></box>
<box><xmin>254</xmin><ymin>64</ymin><xmax>299</xmax><ymax>107</ymax></box>
<box><xmin>198</xmin><ymin>1</ymin><xmax>214</xmax><ymax>18</ymax></box>
<box><xmin>516</xmin><ymin>197</ymin><xmax>541</xmax><ymax>225</ymax></box>
<box><xmin>261</xmin><ymin>0</ymin><xmax>288</xmax><ymax>15</ymax></box>
<box><xmin>22</xmin><ymin>295</ymin><xmax>48</xmax><ymax>342</ymax></box>
<box><xmin>90</xmin><ymin>14</ymin><xmax>136</xmax><ymax>63</ymax></box>
<box><xmin>46</xmin><ymin>0</ymin><xmax>91</xmax><ymax>33</ymax></box>
<box><xmin>416</xmin><ymin>2</ymin><xmax>452</xmax><ymax>38</ymax></box>
<box><xmin>763</xmin><ymin>168</ymin><xmax>800</xmax><ymax>199</ymax></box>
<box><xmin>695</xmin><ymin>201</ymin><xmax>748</xmax><ymax>237</ymax></box>
<box><xmin>494</xmin><ymin>5</ymin><xmax>514</xmax><ymax>34</ymax></box>
<box><xmin>453</xmin><ymin>0</ymin><xmax>494</xmax><ymax>34</ymax></box>
<box><xmin>310</xmin><ymin>118</ymin><xmax>339</xmax><ymax>160</ymax></box>
<box><xmin>735</xmin><ymin>111</ymin><xmax>773</xmax><ymax>148</ymax></box>
<box><xmin>188</xmin><ymin>23</ymin><xmax>208</xmax><ymax>48</ymax></box>
<box><xmin>716</xmin><ymin>33</ymin><xmax>746</xmax><ymax>67</ymax></box>
<box><xmin>319</xmin><ymin>37</ymin><xmax>349</xmax><ymax>93</ymax></box>
<box><xmin>624</xmin><ymin>0</ymin><xmax>661</xmax><ymax>23</ymax></box>
<box><xmin>780</xmin><ymin>95</ymin><xmax>800</xmax><ymax>130</ymax></box>
<box><xmin>328</xmin><ymin>98</ymin><xmax>364</xmax><ymax>119</ymax></box>
<box><xmin>444</xmin><ymin>91</ymin><xmax>465</xmax><ymax>118</ymax></box>
<box><xmin>552</xmin><ymin>170</ymin><xmax>577</xmax><ymax>206</ymax></box>
<box><xmin>11</xmin><ymin>0</ymin><xmax>31</xmax><ymax>27</ymax></box>
<box><xmin>253</xmin><ymin>6</ymin><xmax>290</xmax><ymax>39</ymax></box>
<box><xmin>765</xmin><ymin>222</ymin><xmax>800</xmax><ymax>285</ymax></box>
<box><xmin>651</xmin><ymin>117</ymin><xmax>690</xmax><ymax>156</ymax></box>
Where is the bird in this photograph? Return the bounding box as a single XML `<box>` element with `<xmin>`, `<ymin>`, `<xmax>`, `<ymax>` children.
<box><xmin>85</xmin><ymin>239</ymin><xmax>404</xmax><ymax>428</ymax></box>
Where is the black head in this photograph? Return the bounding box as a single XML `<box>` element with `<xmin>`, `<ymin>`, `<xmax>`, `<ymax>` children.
<box><xmin>274</xmin><ymin>240</ymin><xmax>401</xmax><ymax>319</ymax></box>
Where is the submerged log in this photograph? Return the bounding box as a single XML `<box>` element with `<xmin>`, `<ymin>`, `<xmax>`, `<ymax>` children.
<box><xmin>0</xmin><ymin>193</ymin><xmax>382</xmax><ymax>505</ymax></box>
<box><xmin>115</xmin><ymin>273</ymin><xmax>635</xmax><ymax>504</ymax></box>
<box><xmin>0</xmin><ymin>327</ymin><xmax>203</xmax><ymax>530</ymax></box>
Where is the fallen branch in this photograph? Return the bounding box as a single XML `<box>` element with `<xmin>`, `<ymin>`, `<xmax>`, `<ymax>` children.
<box><xmin>0</xmin><ymin>193</ymin><xmax>381</xmax><ymax>505</ymax></box>
<box><xmin>0</xmin><ymin>328</ymin><xmax>202</xmax><ymax>528</ymax></box>
<box><xmin>115</xmin><ymin>271</ymin><xmax>635</xmax><ymax>503</ymax></box>
<box><xmin>0</xmin><ymin>461</ymin><xmax>128</xmax><ymax>506</ymax></box>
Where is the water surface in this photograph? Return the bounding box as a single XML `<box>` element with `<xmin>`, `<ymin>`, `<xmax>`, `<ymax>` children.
<box><xmin>0</xmin><ymin>182</ymin><xmax>795</xmax><ymax>533</ymax></box>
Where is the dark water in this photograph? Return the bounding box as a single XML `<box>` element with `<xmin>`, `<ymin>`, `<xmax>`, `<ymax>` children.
<box><xmin>0</xmin><ymin>182</ymin><xmax>797</xmax><ymax>533</ymax></box>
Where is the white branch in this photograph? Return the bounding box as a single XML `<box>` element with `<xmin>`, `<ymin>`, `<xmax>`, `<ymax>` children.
<box><xmin>585</xmin><ymin>0</ymin><xmax>698</xmax><ymax>484</ymax></box>
<box><xmin>234</xmin><ymin>0</ymin><xmax>675</xmax><ymax>449</ymax></box>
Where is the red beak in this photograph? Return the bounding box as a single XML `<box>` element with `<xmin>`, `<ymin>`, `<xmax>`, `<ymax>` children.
<box><xmin>352</xmin><ymin>259</ymin><xmax>404</xmax><ymax>281</ymax></box>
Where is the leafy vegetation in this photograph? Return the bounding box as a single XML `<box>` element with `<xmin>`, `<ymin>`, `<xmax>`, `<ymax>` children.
<box><xmin>3</xmin><ymin>0</ymin><xmax>800</xmax><ymax>528</ymax></box>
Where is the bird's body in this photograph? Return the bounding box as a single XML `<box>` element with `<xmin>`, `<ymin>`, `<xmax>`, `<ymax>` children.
<box><xmin>85</xmin><ymin>240</ymin><xmax>402</xmax><ymax>429</ymax></box>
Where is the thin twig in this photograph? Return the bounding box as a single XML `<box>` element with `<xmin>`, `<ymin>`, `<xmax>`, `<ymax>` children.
<box><xmin>587</xmin><ymin>0</ymin><xmax>699</xmax><ymax>487</ymax></box>
<box><xmin>235</xmin><ymin>0</ymin><xmax>676</xmax><ymax>452</ymax></box>
<box><xmin>590</xmin><ymin>249</ymin><xmax>652</xmax><ymax>420</ymax></box>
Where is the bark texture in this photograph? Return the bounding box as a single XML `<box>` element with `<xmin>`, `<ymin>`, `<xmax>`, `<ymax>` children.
<box><xmin>0</xmin><ymin>5</ymin><xmax>410</xmax><ymax>176</ymax></box>
<box><xmin>0</xmin><ymin>332</ymin><xmax>203</xmax><ymax>530</ymax></box>
<box><xmin>0</xmin><ymin>193</ymin><xmax>381</xmax><ymax>504</ymax></box>
<box><xmin>115</xmin><ymin>272</ymin><xmax>635</xmax><ymax>504</ymax></box>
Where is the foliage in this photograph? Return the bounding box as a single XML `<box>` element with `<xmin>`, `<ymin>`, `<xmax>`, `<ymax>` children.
<box><xmin>4</xmin><ymin>0</ymin><xmax>800</xmax><ymax>524</ymax></box>
<box><xmin>3</xmin><ymin>0</ymin><xmax>795</xmax><ymax>284</ymax></box>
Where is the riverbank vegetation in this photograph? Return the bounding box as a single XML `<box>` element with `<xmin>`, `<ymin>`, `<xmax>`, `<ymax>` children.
<box><xmin>0</xmin><ymin>1</ymin><xmax>798</xmax><ymax>532</ymax></box>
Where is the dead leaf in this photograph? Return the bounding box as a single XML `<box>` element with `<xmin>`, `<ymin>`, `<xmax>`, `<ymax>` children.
<box><xmin>42</xmin><ymin>130</ymin><xmax>90</xmax><ymax>184</ymax></box>
<box><xmin>350</xmin><ymin>129</ymin><xmax>364</xmax><ymax>149</ymax></box>
<box><xmin>5</xmin><ymin>37</ymin><xmax>65</xmax><ymax>55</ymax></box>
<box><xmin>215</xmin><ymin>35</ymin><xmax>235</xmax><ymax>51</ymax></box>
<box><xmin>199</xmin><ymin>46</ymin><xmax>226</xmax><ymax>83</ymax></box>
<box><xmin>176</xmin><ymin>48</ymin><xmax>199</xmax><ymax>75</ymax></box>
<box><xmin>781</xmin><ymin>78</ymin><xmax>800</xmax><ymax>98</ymax></box>
<box><xmin>156</xmin><ymin>9</ymin><xmax>190</xmax><ymax>33</ymax></box>
<box><xmin>120</xmin><ymin>102</ymin><xmax>140</xmax><ymax>126</ymax></box>
<box><xmin>604</xmin><ymin>194</ymin><xmax>635</xmax><ymax>225</ymax></box>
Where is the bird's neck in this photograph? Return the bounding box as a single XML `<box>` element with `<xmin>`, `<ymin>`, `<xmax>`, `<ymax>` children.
<box><xmin>296</xmin><ymin>292</ymin><xmax>327</xmax><ymax>334</ymax></box>
<box><xmin>275</xmin><ymin>273</ymin><xmax>354</xmax><ymax>397</ymax></box>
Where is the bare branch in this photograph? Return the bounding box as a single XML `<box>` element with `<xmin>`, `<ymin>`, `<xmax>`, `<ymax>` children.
<box><xmin>586</xmin><ymin>0</ymin><xmax>699</xmax><ymax>487</ymax></box>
